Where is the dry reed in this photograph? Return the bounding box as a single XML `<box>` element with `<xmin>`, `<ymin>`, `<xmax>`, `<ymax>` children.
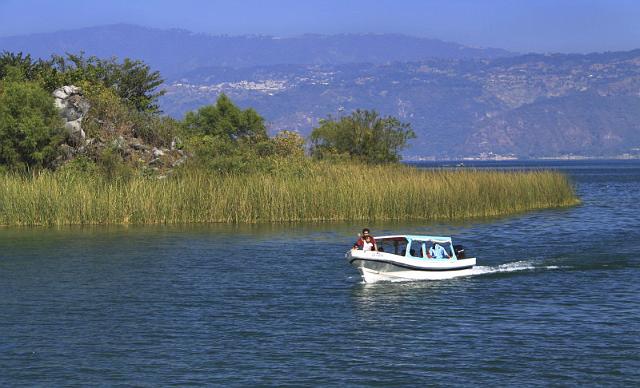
<box><xmin>0</xmin><ymin>163</ymin><xmax>579</xmax><ymax>226</ymax></box>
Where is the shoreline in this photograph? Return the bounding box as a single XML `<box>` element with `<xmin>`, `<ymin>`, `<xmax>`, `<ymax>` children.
<box><xmin>406</xmin><ymin>156</ymin><xmax>640</xmax><ymax>162</ymax></box>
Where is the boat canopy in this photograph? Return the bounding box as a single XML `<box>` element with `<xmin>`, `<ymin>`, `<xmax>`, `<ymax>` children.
<box><xmin>376</xmin><ymin>235</ymin><xmax>453</xmax><ymax>244</ymax></box>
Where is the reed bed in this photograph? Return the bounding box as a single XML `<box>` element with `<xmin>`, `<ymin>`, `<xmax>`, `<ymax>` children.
<box><xmin>0</xmin><ymin>164</ymin><xmax>579</xmax><ymax>226</ymax></box>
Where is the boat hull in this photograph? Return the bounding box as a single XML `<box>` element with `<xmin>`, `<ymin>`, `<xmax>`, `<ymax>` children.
<box><xmin>347</xmin><ymin>251</ymin><xmax>476</xmax><ymax>283</ymax></box>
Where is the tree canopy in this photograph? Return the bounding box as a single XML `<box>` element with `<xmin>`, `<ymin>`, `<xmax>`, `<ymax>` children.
<box><xmin>310</xmin><ymin>109</ymin><xmax>415</xmax><ymax>163</ymax></box>
<box><xmin>0</xmin><ymin>78</ymin><xmax>64</xmax><ymax>169</ymax></box>
<box><xmin>0</xmin><ymin>51</ymin><xmax>165</xmax><ymax>113</ymax></box>
<box><xmin>182</xmin><ymin>94</ymin><xmax>267</xmax><ymax>142</ymax></box>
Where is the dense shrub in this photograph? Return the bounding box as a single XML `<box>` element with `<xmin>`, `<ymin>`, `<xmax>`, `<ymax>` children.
<box><xmin>1</xmin><ymin>51</ymin><xmax>164</xmax><ymax>113</ymax></box>
<box><xmin>0</xmin><ymin>78</ymin><xmax>64</xmax><ymax>169</ymax></box>
<box><xmin>0</xmin><ymin>52</ymin><xmax>51</xmax><ymax>83</ymax></box>
<box><xmin>270</xmin><ymin>130</ymin><xmax>305</xmax><ymax>158</ymax></box>
<box><xmin>182</xmin><ymin>94</ymin><xmax>267</xmax><ymax>142</ymax></box>
<box><xmin>310</xmin><ymin>109</ymin><xmax>415</xmax><ymax>163</ymax></box>
<box><xmin>97</xmin><ymin>146</ymin><xmax>134</xmax><ymax>181</ymax></box>
<box><xmin>133</xmin><ymin>114</ymin><xmax>181</xmax><ymax>148</ymax></box>
<box><xmin>81</xmin><ymin>82</ymin><xmax>135</xmax><ymax>138</ymax></box>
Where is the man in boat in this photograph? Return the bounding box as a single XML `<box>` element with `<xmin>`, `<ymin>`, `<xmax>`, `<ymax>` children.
<box><xmin>429</xmin><ymin>243</ymin><xmax>450</xmax><ymax>259</ymax></box>
<box><xmin>353</xmin><ymin>228</ymin><xmax>377</xmax><ymax>251</ymax></box>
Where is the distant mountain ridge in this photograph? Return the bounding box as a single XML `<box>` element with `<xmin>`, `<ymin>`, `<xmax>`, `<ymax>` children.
<box><xmin>163</xmin><ymin>50</ymin><xmax>640</xmax><ymax>158</ymax></box>
<box><xmin>0</xmin><ymin>24</ymin><xmax>513</xmax><ymax>78</ymax></box>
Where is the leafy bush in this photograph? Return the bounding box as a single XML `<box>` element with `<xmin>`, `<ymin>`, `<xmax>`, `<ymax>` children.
<box><xmin>81</xmin><ymin>82</ymin><xmax>135</xmax><ymax>138</ymax></box>
<box><xmin>48</xmin><ymin>54</ymin><xmax>165</xmax><ymax>112</ymax></box>
<box><xmin>182</xmin><ymin>94</ymin><xmax>267</xmax><ymax>142</ymax></box>
<box><xmin>1</xmin><ymin>51</ymin><xmax>164</xmax><ymax>113</ymax></box>
<box><xmin>270</xmin><ymin>130</ymin><xmax>305</xmax><ymax>158</ymax></box>
<box><xmin>0</xmin><ymin>79</ymin><xmax>64</xmax><ymax>169</ymax></box>
<box><xmin>180</xmin><ymin>94</ymin><xmax>275</xmax><ymax>173</ymax></box>
<box><xmin>310</xmin><ymin>109</ymin><xmax>415</xmax><ymax>163</ymax></box>
<box><xmin>0</xmin><ymin>52</ymin><xmax>51</xmax><ymax>83</ymax></box>
<box><xmin>57</xmin><ymin>155</ymin><xmax>100</xmax><ymax>175</ymax></box>
<box><xmin>97</xmin><ymin>146</ymin><xmax>133</xmax><ymax>181</ymax></box>
<box><xmin>133</xmin><ymin>114</ymin><xmax>181</xmax><ymax>148</ymax></box>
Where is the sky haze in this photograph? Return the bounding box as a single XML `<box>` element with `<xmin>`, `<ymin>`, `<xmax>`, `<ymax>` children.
<box><xmin>0</xmin><ymin>0</ymin><xmax>639</xmax><ymax>53</ymax></box>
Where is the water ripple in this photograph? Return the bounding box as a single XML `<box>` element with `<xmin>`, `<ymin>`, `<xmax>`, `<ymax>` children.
<box><xmin>1</xmin><ymin>160</ymin><xmax>640</xmax><ymax>385</ymax></box>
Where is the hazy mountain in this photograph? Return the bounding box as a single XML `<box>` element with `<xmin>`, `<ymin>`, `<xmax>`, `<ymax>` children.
<box><xmin>0</xmin><ymin>24</ymin><xmax>512</xmax><ymax>78</ymax></box>
<box><xmin>162</xmin><ymin>50</ymin><xmax>640</xmax><ymax>158</ymax></box>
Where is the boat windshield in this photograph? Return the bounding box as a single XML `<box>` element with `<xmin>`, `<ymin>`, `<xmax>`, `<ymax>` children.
<box><xmin>376</xmin><ymin>237</ymin><xmax>409</xmax><ymax>256</ymax></box>
<box><xmin>424</xmin><ymin>240</ymin><xmax>454</xmax><ymax>259</ymax></box>
<box><xmin>377</xmin><ymin>237</ymin><xmax>455</xmax><ymax>259</ymax></box>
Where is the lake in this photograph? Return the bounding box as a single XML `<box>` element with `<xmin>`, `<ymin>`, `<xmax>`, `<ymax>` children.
<box><xmin>1</xmin><ymin>160</ymin><xmax>639</xmax><ymax>385</ymax></box>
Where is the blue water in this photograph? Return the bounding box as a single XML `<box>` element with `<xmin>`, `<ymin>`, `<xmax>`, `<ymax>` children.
<box><xmin>1</xmin><ymin>160</ymin><xmax>639</xmax><ymax>385</ymax></box>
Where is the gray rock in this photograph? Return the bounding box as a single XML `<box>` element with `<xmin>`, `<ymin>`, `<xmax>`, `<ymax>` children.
<box><xmin>152</xmin><ymin>147</ymin><xmax>165</xmax><ymax>157</ymax></box>
<box><xmin>63</xmin><ymin>85</ymin><xmax>80</xmax><ymax>95</ymax></box>
<box><xmin>61</xmin><ymin>95</ymin><xmax>89</xmax><ymax>121</ymax></box>
<box><xmin>112</xmin><ymin>136</ymin><xmax>126</xmax><ymax>150</ymax></box>
<box><xmin>171</xmin><ymin>157</ymin><xmax>186</xmax><ymax>168</ymax></box>
<box><xmin>171</xmin><ymin>136</ymin><xmax>183</xmax><ymax>151</ymax></box>
<box><xmin>131</xmin><ymin>142</ymin><xmax>149</xmax><ymax>151</ymax></box>
<box><xmin>53</xmin><ymin>89</ymin><xmax>68</xmax><ymax>99</ymax></box>
<box><xmin>53</xmin><ymin>85</ymin><xmax>90</xmax><ymax>148</ymax></box>
<box><xmin>65</xmin><ymin>119</ymin><xmax>86</xmax><ymax>145</ymax></box>
<box><xmin>59</xmin><ymin>144</ymin><xmax>75</xmax><ymax>159</ymax></box>
<box><xmin>53</xmin><ymin>98</ymin><xmax>66</xmax><ymax>110</ymax></box>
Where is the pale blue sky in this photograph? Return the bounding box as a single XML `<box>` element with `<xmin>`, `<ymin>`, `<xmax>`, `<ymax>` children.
<box><xmin>1</xmin><ymin>0</ymin><xmax>639</xmax><ymax>53</ymax></box>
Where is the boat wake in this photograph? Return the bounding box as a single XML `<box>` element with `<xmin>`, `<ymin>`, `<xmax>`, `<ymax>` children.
<box><xmin>374</xmin><ymin>260</ymin><xmax>566</xmax><ymax>283</ymax></box>
<box><xmin>469</xmin><ymin>260</ymin><xmax>566</xmax><ymax>277</ymax></box>
<box><xmin>350</xmin><ymin>260</ymin><xmax>571</xmax><ymax>284</ymax></box>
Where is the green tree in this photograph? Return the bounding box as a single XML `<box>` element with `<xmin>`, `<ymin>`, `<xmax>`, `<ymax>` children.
<box><xmin>181</xmin><ymin>95</ymin><xmax>275</xmax><ymax>173</ymax></box>
<box><xmin>310</xmin><ymin>109</ymin><xmax>415</xmax><ymax>163</ymax></box>
<box><xmin>269</xmin><ymin>130</ymin><xmax>305</xmax><ymax>158</ymax></box>
<box><xmin>0</xmin><ymin>52</ymin><xmax>42</xmax><ymax>81</ymax></box>
<box><xmin>1</xmin><ymin>52</ymin><xmax>165</xmax><ymax>113</ymax></box>
<box><xmin>50</xmin><ymin>54</ymin><xmax>165</xmax><ymax>113</ymax></box>
<box><xmin>0</xmin><ymin>79</ymin><xmax>64</xmax><ymax>169</ymax></box>
<box><xmin>182</xmin><ymin>94</ymin><xmax>268</xmax><ymax>142</ymax></box>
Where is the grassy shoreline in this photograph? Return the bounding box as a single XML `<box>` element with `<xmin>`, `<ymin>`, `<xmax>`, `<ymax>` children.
<box><xmin>0</xmin><ymin>164</ymin><xmax>579</xmax><ymax>226</ymax></box>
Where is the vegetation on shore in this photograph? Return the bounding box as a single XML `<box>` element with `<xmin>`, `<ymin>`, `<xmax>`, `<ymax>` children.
<box><xmin>0</xmin><ymin>51</ymin><xmax>580</xmax><ymax>226</ymax></box>
<box><xmin>0</xmin><ymin>163</ymin><xmax>578</xmax><ymax>226</ymax></box>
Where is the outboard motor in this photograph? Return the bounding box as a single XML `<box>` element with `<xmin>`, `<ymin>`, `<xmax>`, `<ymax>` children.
<box><xmin>453</xmin><ymin>245</ymin><xmax>466</xmax><ymax>259</ymax></box>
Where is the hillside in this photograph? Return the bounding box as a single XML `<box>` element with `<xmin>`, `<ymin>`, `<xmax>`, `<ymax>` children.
<box><xmin>0</xmin><ymin>24</ymin><xmax>511</xmax><ymax>78</ymax></box>
<box><xmin>163</xmin><ymin>51</ymin><xmax>640</xmax><ymax>158</ymax></box>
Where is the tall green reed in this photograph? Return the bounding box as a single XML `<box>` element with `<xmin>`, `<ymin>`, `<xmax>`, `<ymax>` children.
<box><xmin>0</xmin><ymin>163</ymin><xmax>579</xmax><ymax>226</ymax></box>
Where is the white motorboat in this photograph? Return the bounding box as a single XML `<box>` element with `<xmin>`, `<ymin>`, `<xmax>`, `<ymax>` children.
<box><xmin>346</xmin><ymin>235</ymin><xmax>476</xmax><ymax>283</ymax></box>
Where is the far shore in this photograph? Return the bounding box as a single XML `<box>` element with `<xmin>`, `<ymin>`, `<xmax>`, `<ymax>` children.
<box><xmin>406</xmin><ymin>155</ymin><xmax>640</xmax><ymax>162</ymax></box>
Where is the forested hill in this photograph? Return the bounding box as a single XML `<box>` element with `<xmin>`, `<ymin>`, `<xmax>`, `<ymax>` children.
<box><xmin>0</xmin><ymin>24</ymin><xmax>512</xmax><ymax>77</ymax></box>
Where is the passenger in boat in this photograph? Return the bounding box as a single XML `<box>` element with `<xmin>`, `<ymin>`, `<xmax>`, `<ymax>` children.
<box><xmin>361</xmin><ymin>235</ymin><xmax>378</xmax><ymax>252</ymax></box>
<box><xmin>353</xmin><ymin>228</ymin><xmax>377</xmax><ymax>250</ymax></box>
<box><xmin>429</xmin><ymin>243</ymin><xmax>450</xmax><ymax>259</ymax></box>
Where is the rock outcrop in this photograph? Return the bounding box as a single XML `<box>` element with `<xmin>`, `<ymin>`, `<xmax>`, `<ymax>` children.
<box><xmin>53</xmin><ymin>85</ymin><xmax>90</xmax><ymax>146</ymax></box>
<box><xmin>52</xmin><ymin>85</ymin><xmax>188</xmax><ymax>173</ymax></box>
